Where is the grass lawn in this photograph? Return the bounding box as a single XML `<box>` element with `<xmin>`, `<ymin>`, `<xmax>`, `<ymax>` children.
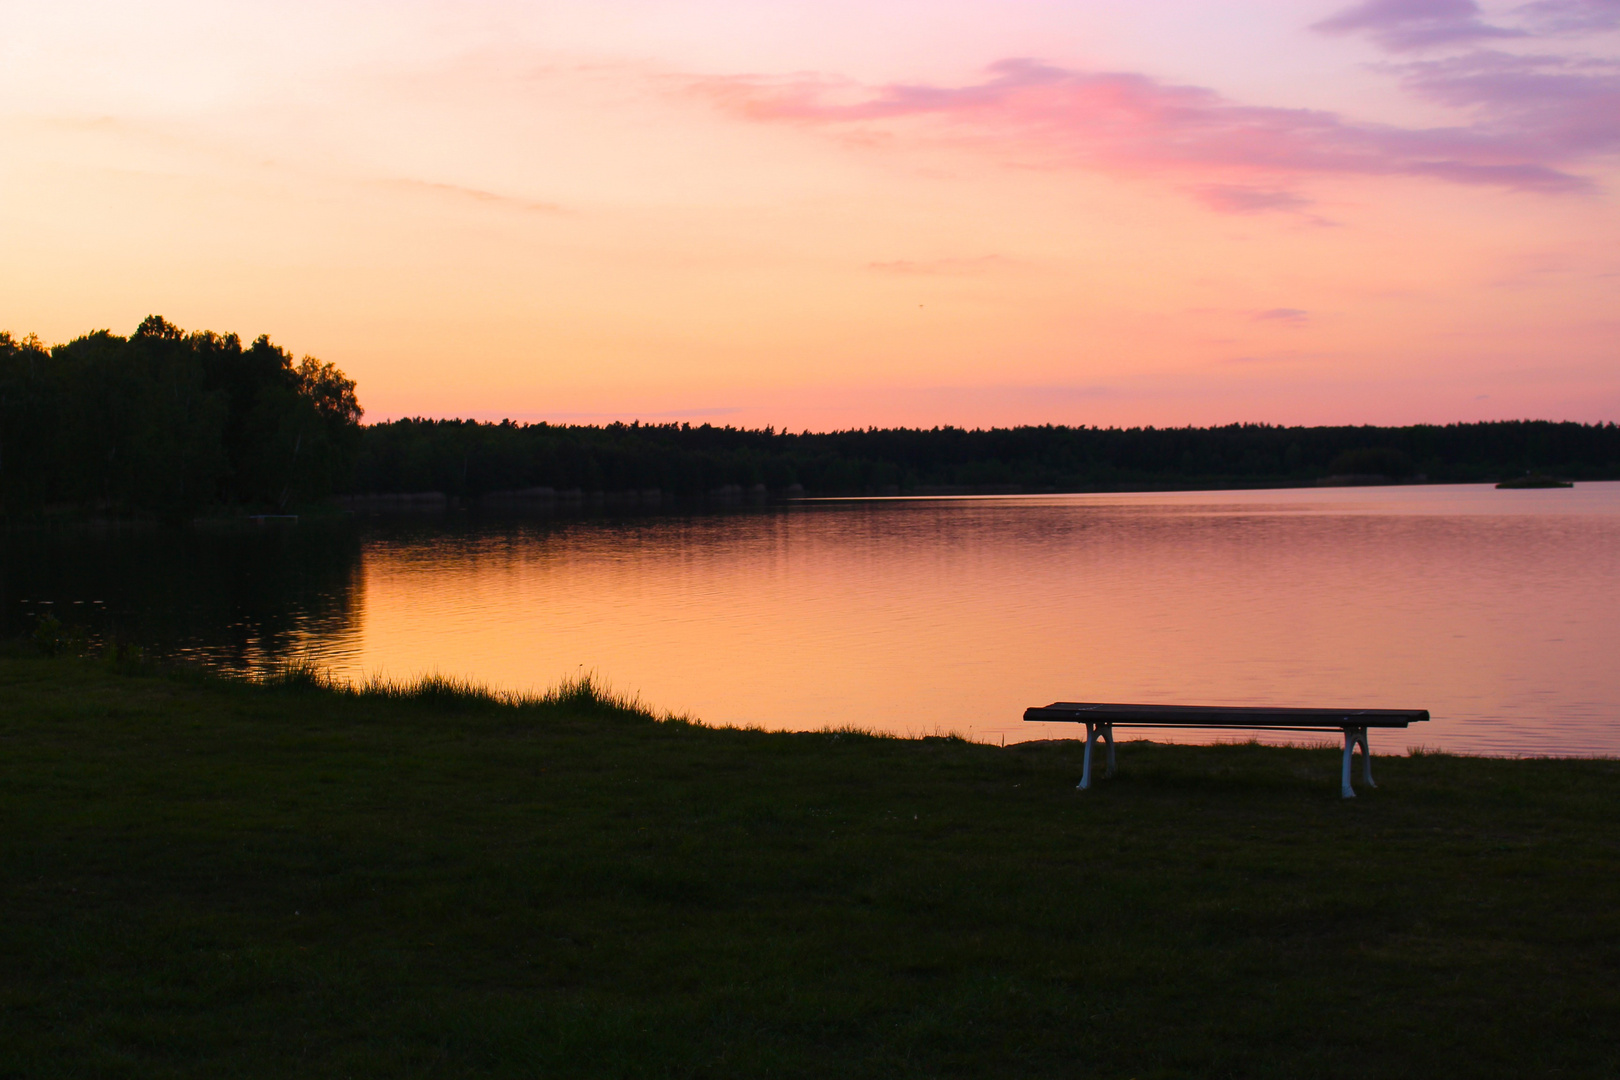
<box><xmin>1</xmin><ymin>653</ymin><xmax>1616</xmax><ymax>1078</ymax></box>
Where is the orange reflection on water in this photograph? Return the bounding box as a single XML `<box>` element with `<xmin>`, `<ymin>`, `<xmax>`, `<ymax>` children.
<box><xmin>325</xmin><ymin>484</ymin><xmax>1620</xmax><ymax>756</ymax></box>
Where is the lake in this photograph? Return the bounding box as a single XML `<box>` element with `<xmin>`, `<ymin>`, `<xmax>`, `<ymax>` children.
<box><xmin>7</xmin><ymin>483</ymin><xmax>1618</xmax><ymax>756</ymax></box>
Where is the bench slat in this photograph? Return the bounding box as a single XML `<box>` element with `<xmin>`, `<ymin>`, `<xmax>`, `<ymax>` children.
<box><xmin>1024</xmin><ymin>703</ymin><xmax>1429</xmax><ymax>728</ymax></box>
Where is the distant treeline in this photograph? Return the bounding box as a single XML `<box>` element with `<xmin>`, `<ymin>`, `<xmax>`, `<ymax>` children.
<box><xmin>356</xmin><ymin>417</ymin><xmax>1620</xmax><ymax>499</ymax></box>
<box><xmin>1</xmin><ymin>318</ymin><xmax>361</xmax><ymax>516</ymax></box>
<box><xmin>5</xmin><ymin>318</ymin><xmax>1619</xmax><ymax>516</ymax></box>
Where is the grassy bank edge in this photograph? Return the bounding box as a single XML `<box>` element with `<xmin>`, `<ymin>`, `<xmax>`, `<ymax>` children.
<box><xmin>12</xmin><ymin>637</ymin><xmax>1612</xmax><ymax>762</ymax></box>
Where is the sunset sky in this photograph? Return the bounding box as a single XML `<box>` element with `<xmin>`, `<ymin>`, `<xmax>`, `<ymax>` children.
<box><xmin>3</xmin><ymin>0</ymin><xmax>1617</xmax><ymax>428</ymax></box>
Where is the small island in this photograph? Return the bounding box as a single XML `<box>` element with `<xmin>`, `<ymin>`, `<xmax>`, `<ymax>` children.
<box><xmin>1497</xmin><ymin>475</ymin><xmax>1575</xmax><ymax>488</ymax></box>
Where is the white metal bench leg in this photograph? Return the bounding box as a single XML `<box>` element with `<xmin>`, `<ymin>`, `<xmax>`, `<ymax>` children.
<box><xmin>1342</xmin><ymin>725</ymin><xmax>1371</xmax><ymax>798</ymax></box>
<box><xmin>1341</xmin><ymin>728</ymin><xmax>1356</xmax><ymax>798</ymax></box>
<box><xmin>1079</xmin><ymin>723</ymin><xmax>1096</xmax><ymax>789</ymax></box>
<box><xmin>1078</xmin><ymin>722</ymin><xmax>1115</xmax><ymax>790</ymax></box>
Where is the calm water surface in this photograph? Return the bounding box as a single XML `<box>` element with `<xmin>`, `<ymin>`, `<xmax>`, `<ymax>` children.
<box><xmin>8</xmin><ymin>483</ymin><xmax>1618</xmax><ymax>755</ymax></box>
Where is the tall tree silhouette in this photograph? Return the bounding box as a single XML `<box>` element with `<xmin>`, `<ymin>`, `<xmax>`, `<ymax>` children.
<box><xmin>0</xmin><ymin>317</ymin><xmax>361</xmax><ymax>516</ymax></box>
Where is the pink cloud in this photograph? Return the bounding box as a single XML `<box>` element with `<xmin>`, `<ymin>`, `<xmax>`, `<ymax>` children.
<box><xmin>690</xmin><ymin>58</ymin><xmax>1605</xmax><ymax>211</ymax></box>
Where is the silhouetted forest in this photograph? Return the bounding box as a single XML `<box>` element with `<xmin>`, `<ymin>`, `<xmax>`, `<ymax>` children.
<box><xmin>5</xmin><ymin>318</ymin><xmax>1618</xmax><ymax>515</ymax></box>
<box><xmin>1</xmin><ymin>318</ymin><xmax>361</xmax><ymax>516</ymax></box>
<box><xmin>356</xmin><ymin>417</ymin><xmax>1620</xmax><ymax>500</ymax></box>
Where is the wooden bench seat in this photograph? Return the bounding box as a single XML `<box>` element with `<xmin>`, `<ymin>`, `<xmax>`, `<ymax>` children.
<box><xmin>1023</xmin><ymin>703</ymin><xmax>1430</xmax><ymax>798</ymax></box>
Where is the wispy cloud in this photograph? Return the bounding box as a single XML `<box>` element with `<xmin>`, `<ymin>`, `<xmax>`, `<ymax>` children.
<box><xmin>1394</xmin><ymin>51</ymin><xmax>1620</xmax><ymax>161</ymax></box>
<box><xmin>1222</xmin><ymin>350</ymin><xmax>1327</xmax><ymax>364</ymax></box>
<box><xmin>380</xmin><ymin>178</ymin><xmax>565</xmax><ymax>214</ymax></box>
<box><xmin>1313</xmin><ymin>0</ymin><xmax>1620</xmax><ymax>49</ymax></box>
<box><xmin>1312</xmin><ymin>0</ymin><xmax>1524</xmax><ymax>52</ymax></box>
<box><xmin>39</xmin><ymin>114</ymin><xmax>571</xmax><ymax>218</ymax></box>
<box><xmin>1517</xmin><ymin>0</ymin><xmax>1620</xmax><ymax>33</ymax></box>
<box><xmin>1190</xmin><ymin>185</ymin><xmax>1315</xmax><ymax>214</ymax></box>
<box><xmin>1255</xmin><ymin>308</ymin><xmax>1311</xmax><ymax>322</ymax></box>
<box><xmin>689</xmin><ymin>57</ymin><xmax>1606</xmax><ymax>211</ymax></box>
<box><xmin>866</xmin><ymin>255</ymin><xmax>1008</xmax><ymax>275</ymax></box>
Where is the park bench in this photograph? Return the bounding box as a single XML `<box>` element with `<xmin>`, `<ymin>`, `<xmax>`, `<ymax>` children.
<box><xmin>1023</xmin><ymin>703</ymin><xmax>1430</xmax><ymax>798</ymax></box>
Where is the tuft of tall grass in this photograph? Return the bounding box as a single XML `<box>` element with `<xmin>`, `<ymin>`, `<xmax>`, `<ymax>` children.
<box><xmin>816</xmin><ymin>724</ymin><xmax>899</xmax><ymax>742</ymax></box>
<box><xmin>254</xmin><ymin>659</ymin><xmax>679</xmax><ymax>723</ymax></box>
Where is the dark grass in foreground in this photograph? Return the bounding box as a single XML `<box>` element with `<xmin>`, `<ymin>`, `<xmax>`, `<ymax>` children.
<box><xmin>1</xmin><ymin>656</ymin><xmax>1616</xmax><ymax>1078</ymax></box>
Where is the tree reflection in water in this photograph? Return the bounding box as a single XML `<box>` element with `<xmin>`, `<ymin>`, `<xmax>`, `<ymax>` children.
<box><xmin>2</xmin><ymin>521</ymin><xmax>363</xmax><ymax>673</ymax></box>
